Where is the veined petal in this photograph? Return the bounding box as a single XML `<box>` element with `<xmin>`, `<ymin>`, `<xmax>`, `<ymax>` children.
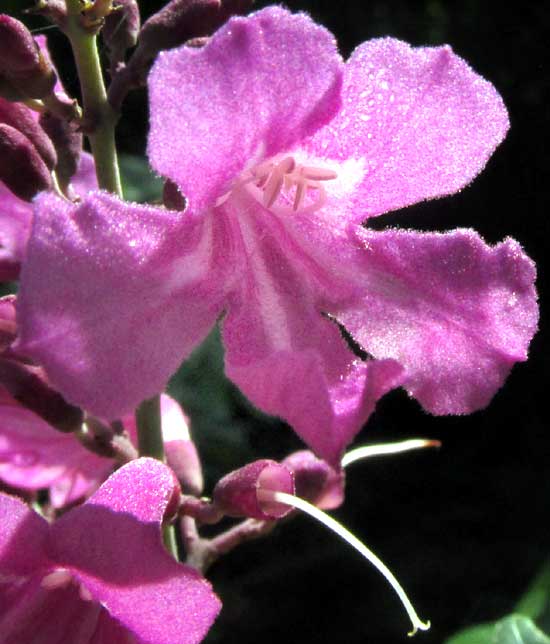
<box><xmin>148</xmin><ymin>6</ymin><xmax>343</xmax><ymax>212</ymax></box>
<box><xmin>221</xmin><ymin>214</ymin><xmax>403</xmax><ymax>465</ymax></box>
<box><xmin>336</xmin><ymin>228</ymin><xmax>538</xmax><ymax>414</ymax></box>
<box><xmin>306</xmin><ymin>38</ymin><xmax>509</xmax><ymax>221</ymax></box>
<box><xmin>50</xmin><ymin>459</ymin><xmax>221</xmax><ymax>644</ymax></box>
<box><xmin>16</xmin><ymin>192</ymin><xmax>229</xmax><ymax>419</ymax></box>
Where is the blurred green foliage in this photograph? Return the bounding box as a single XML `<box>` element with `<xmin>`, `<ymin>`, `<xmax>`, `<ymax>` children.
<box><xmin>447</xmin><ymin>564</ymin><xmax>550</xmax><ymax>644</ymax></box>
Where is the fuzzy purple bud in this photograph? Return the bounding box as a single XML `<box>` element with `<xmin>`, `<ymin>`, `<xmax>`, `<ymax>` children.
<box><xmin>107</xmin><ymin>0</ymin><xmax>252</xmax><ymax>109</ymax></box>
<box><xmin>0</xmin><ymin>98</ymin><xmax>57</xmax><ymax>170</ymax></box>
<box><xmin>0</xmin><ymin>124</ymin><xmax>51</xmax><ymax>201</ymax></box>
<box><xmin>0</xmin><ymin>15</ymin><xmax>56</xmax><ymax>99</ymax></box>
<box><xmin>213</xmin><ymin>459</ymin><xmax>294</xmax><ymax>520</ymax></box>
<box><xmin>283</xmin><ymin>451</ymin><xmax>345</xmax><ymax>510</ymax></box>
<box><xmin>103</xmin><ymin>0</ymin><xmax>141</xmax><ymax>73</ymax></box>
<box><xmin>39</xmin><ymin>111</ymin><xmax>82</xmax><ymax>189</ymax></box>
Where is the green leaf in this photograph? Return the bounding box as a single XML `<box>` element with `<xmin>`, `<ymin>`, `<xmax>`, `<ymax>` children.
<box><xmin>515</xmin><ymin>562</ymin><xmax>550</xmax><ymax>622</ymax></box>
<box><xmin>445</xmin><ymin>562</ymin><xmax>550</xmax><ymax>644</ymax></box>
<box><xmin>445</xmin><ymin>622</ymin><xmax>497</xmax><ymax>644</ymax></box>
<box><xmin>493</xmin><ymin>616</ymin><xmax>550</xmax><ymax>644</ymax></box>
<box><xmin>119</xmin><ymin>154</ymin><xmax>163</xmax><ymax>204</ymax></box>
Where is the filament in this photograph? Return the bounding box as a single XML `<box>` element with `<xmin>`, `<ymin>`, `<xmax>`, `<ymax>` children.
<box><xmin>342</xmin><ymin>439</ymin><xmax>441</xmax><ymax>469</ymax></box>
<box><xmin>257</xmin><ymin>489</ymin><xmax>430</xmax><ymax>637</ymax></box>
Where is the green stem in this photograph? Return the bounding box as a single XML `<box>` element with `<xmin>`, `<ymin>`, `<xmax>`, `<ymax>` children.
<box><xmin>64</xmin><ymin>1</ymin><xmax>122</xmax><ymax>196</ymax></box>
<box><xmin>136</xmin><ymin>395</ymin><xmax>164</xmax><ymax>461</ymax></box>
<box><xmin>136</xmin><ymin>395</ymin><xmax>179</xmax><ymax>559</ymax></box>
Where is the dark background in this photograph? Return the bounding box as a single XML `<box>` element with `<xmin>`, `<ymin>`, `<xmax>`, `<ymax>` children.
<box><xmin>7</xmin><ymin>1</ymin><xmax>550</xmax><ymax>642</ymax></box>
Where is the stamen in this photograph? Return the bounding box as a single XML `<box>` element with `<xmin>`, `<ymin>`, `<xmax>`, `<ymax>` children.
<box><xmin>216</xmin><ymin>155</ymin><xmax>338</xmax><ymax>215</ymax></box>
<box><xmin>257</xmin><ymin>489</ymin><xmax>431</xmax><ymax>637</ymax></box>
<box><xmin>300</xmin><ymin>166</ymin><xmax>338</xmax><ymax>181</ymax></box>
<box><xmin>262</xmin><ymin>157</ymin><xmax>296</xmax><ymax>208</ymax></box>
<box><xmin>342</xmin><ymin>439</ymin><xmax>441</xmax><ymax>469</ymax></box>
<box><xmin>40</xmin><ymin>568</ymin><xmax>73</xmax><ymax>590</ymax></box>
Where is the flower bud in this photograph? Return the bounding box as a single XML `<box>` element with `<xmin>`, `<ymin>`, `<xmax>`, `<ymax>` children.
<box><xmin>0</xmin><ymin>296</ymin><xmax>17</xmax><ymax>352</ymax></box>
<box><xmin>39</xmin><ymin>111</ymin><xmax>82</xmax><ymax>190</ymax></box>
<box><xmin>283</xmin><ymin>450</ymin><xmax>345</xmax><ymax>510</ymax></box>
<box><xmin>0</xmin><ymin>15</ymin><xmax>56</xmax><ymax>100</ymax></box>
<box><xmin>0</xmin><ymin>359</ymin><xmax>83</xmax><ymax>433</ymax></box>
<box><xmin>26</xmin><ymin>1</ymin><xmax>68</xmax><ymax>31</ymax></box>
<box><xmin>102</xmin><ymin>0</ymin><xmax>141</xmax><ymax>72</ymax></box>
<box><xmin>108</xmin><ymin>0</ymin><xmax>253</xmax><ymax>109</ymax></box>
<box><xmin>213</xmin><ymin>459</ymin><xmax>294</xmax><ymax>520</ymax></box>
<box><xmin>158</xmin><ymin>395</ymin><xmax>204</xmax><ymax>495</ymax></box>
<box><xmin>0</xmin><ymin>124</ymin><xmax>52</xmax><ymax>201</ymax></box>
<box><xmin>0</xmin><ymin>97</ymin><xmax>57</xmax><ymax>170</ymax></box>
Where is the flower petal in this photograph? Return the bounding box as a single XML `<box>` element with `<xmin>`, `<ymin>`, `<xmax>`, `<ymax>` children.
<box><xmin>0</xmin><ymin>181</ymin><xmax>31</xmax><ymax>280</ymax></box>
<box><xmin>0</xmin><ymin>492</ymin><xmax>48</xmax><ymax>577</ymax></box>
<box><xmin>0</xmin><ymin>389</ymin><xmax>112</xmax><ymax>506</ymax></box>
<box><xmin>148</xmin><ymin>6</ymin><xmax>343</xmax><ymax>211</ymax></box>
<box><xmin>221</xmin><ymin>214</ymin><xmax>403</xmax><ymax>465</ymax></box>
<box><xmin>306</xmin><ymin>38</ymin><xmax>509</xmax><ymax>221</ymax></box>
<box><xmin>50</xmin><ymin>459</ymin><xmax>221</xmax><ymax>644</ymax></box>
<box><xmin>16</xmin><ymin>192</ymin><xmax>229</xmax><ymax>418</ymax></box>
<box><xmin>336</xmin><ymin>228</ymin><xmax>538</xmax><ymax>414</ymax></box>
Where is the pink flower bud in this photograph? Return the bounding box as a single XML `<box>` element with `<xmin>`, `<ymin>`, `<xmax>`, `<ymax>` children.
<box><xmin>213</xmin><ymin>459</ymin><xmax>295</xmax><ymax>520</ymax></box>
<box><xmin>0</xmin><ymin>295</ymin><xmax>17</xmax><ymax>352</ymax></box>
<box><xmin>283</xmin><ymin>451</ymin><xmax>345</xmax><ymax>510</ymax></box>
<box><xmin>0</xmin><ymin>15</ymin><xmax>56</xmax><ymax>99</ymax></box>
<box><xmin>0</xmin><ymin>97</ymin><xmax>57</xmax><ymax>170</ymax></box>
<box><xmin>0</xmin><ymin>123</ymin><xmax>51</xmax><ymax>201</ymax></box>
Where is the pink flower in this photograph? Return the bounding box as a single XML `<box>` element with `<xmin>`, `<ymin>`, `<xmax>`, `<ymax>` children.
<box><xmin>16</xmin><ymin>8</ymin><xmax>537</xmax><ymax>465</ymax></box>
<box><xmin>0</xmin><ymin>458</ymin><xmax>221</xmax><ymax>643</ymax></box>
<box><xmin>0</xmin><ymin>390</ymin><xmax>199</xmax><ymax>508</ymax></box>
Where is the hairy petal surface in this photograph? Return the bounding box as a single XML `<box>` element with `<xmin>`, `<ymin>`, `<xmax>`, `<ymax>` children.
<box><xmin>148</xmin><ymin>6</ymin><xmax>343</xmax><ymax>211</ymax></box>
<box><xmin>16</xmin><ymin>192</ymin><xmax>230</xmax><ymax>418</ymax></box>
<box><xmin>0</xmin><ymin>388</ymin><xmax>112</xmax><ymax>507</ymax></box>
<box><xmin>0</xmin><ymin>492</ymin><xmax>49</xmax><ymax>577</ymax></box>
<box><xmin>306</xmin><ymin>38</ymin><xmax>509</xmax><ymax>221</ymax></box>
<box><xmin>336</xmin><ymin>228</ymin><xmax>538</xmax><ymax>414</ymax></box>
<box><xmin>0</xmin><ymin>152</ymin><xmax>96</xmax><ymax>281</ymax></box>
<box><xmin>50</xmin><ymin>459</ymin><xmax>221</xmax><ymax>644</ymax></box>
<box><xmin>221</xmin><ymin>212</ymin><xmax>403</xmax><ymax>465</ymax></box>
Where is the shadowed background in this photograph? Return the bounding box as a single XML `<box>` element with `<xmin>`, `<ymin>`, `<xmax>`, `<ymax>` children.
<box><xmin>5</xmin><ymin>1</ymin><xmax>549</xmax><ymax>642</ymax></box>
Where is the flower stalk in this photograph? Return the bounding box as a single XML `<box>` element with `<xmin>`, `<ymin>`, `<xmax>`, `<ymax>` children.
<box><xmin>64</xmin><ymin>0</ymin><xmax>122</xmax><ymax>196</ymax></box>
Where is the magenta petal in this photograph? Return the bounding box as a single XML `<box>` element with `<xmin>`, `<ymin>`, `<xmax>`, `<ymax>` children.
<box><xmin>306</xmin><ymin>38</ymin><xmax>509</xmax><ymax>221</ymax></box>
<box><xmin>51</xmin><ymin>459</ymin><xmax>221</xmax><ymax>644</ymax></box>
<box><xmin>0</xmin><ymin>492</ymin><xmax>48</xmax><ymax>576</ymax></box>
<box><xmin>221</xmin><ymin>224</ymin><xmax>403</xmax><ymax>464</ymax></box>
<box><xmin>0</xmin><ymin>181</ymin><xmax>32</xmax><ymax>279</ymax></box>
<box><xmin>16</xmin><ymin>192</ymin><xmax>228</xmax><ymax>418</ymax></box>
<box><xmin>0</xmin><ymin>391</ymin><xmax>112</xmax><ymax>507</ymax></box>
<box><xmin>148</xmin><ymin>6</ymin><xmax>343</xmax><ymax>211</ymax></box>
<box><xmin>337</xmin><ymin>228</ymin><xmax>538</xmax><ymax>414</ymax></box>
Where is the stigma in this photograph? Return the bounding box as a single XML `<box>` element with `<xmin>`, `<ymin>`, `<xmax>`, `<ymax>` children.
<box><xmin>216</xmin><ymin>154</ymin><xmax>338</xmax><ymax>214</ymax></box>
